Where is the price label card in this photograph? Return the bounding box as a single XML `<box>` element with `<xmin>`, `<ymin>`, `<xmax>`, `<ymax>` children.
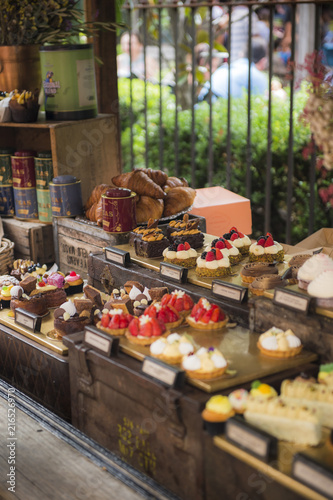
<box><xmin>105</xmin><ymin>247</ymin><xmax>131</xmax><ymax>267</ymax></box>
<box><xmin>226</xmin><ymin>416</ymin><xmax>277</xmax><ymax>462</ymax></box>
<box><xmin>292</xmin><ymin>453</ymin><xmax>333</xmax><ymax>499</ymax></box>
<box><xmin>142</xmin><ymin>356</ymin><xmax>185</xmax><ymax>388</ymax></box>
<box><xmin>14</xmin><ymin>308</ymin><xmax>42</xmax><ymax>333</ymax></box>
<box><xmin>84</xmin><ymin>325</ymin><xmax>120</xmax><ymax>357</ymax></box>
<box><xmin>273</xmin><ymin>288</ymin><xmax>312</xmax><ymax>314</ymax></box>
<box><xmin>212</xmin><ymin>280</ymin><xmax>248</xmax><ymax>303</ymax></box>
<box><xmin>160</xmin><ymin>262</ymin><xmax>188</xmax><ymax>283</ymax></box>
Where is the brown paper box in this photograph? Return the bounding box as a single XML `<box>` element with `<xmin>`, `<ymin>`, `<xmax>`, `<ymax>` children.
<box><xmin>282</xmin><ymin>228</ymin><xmax>333</xmax><ymax>258</ymax></box>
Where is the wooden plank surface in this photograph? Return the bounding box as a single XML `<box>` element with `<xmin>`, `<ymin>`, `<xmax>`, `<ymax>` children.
<box><xmin>0</xmin><ymin>396</ymin><xmax>145</xmax><ymax>500</ymax></box>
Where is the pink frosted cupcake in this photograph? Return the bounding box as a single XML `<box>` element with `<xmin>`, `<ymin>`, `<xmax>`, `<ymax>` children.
<box><xmin>297</xmin><ymin>254</ymin><xmax>333</xmax><ymax>290</ymax></box>
<box><xmin>65</xmin><ymin>271</ymin><xmax>84</xmax><ymax>295</ymax></box>
<box><xmin>307</xmin><ymin>270</ymin><xmax>333</xmax><ymax>308</ymax></box>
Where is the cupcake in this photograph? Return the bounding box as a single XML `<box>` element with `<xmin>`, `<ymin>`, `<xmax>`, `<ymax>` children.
<box><xmin>186</xmin><ymin>298</ymin><xmax>228</xmax><ymax>330</ymax></box>
<box><xmin>208</xmin><ymin>237</ymin><xmax>242</xmax><ymax>265</ymax></box>
<box><xmin>240</xmin><ymin>262</ymin><xmax>278</xmax><ymax>284</ymax></box>
<box><xmin>222</xmin><ymin>227</ymin><xmax>252</xmax><ymax>255</ymax></box>
<box><xmin>307</xmin><ymin>270</ymin><xmax>333</xmax><ymax>308</ymax></box>
<box><xmin>228</xmin><ymin>389</ymin><xmax>249</xmax><ymax>414</ymax></box>
<box><xmin>257</xmin><ymin>327</ymin><xmax>302</xmax><ymax>358</ymax></box>
<box><xmin>182</xmin><ymin>347</ymin><xmax>228</xmax><ymax>380</ymax></box>
<box><xmin>160</xmin><ymin>290</ymin><xmax>194</xmax><ymax>318</ymax></box>
<box><xmin>297</xmin><ymin>253</ymin><xmax>333</xmax><ymax>291</ymax></box>
<box><xmin>0</xmin><ymin>285</ymin><xmax>13</xmax><ymax>308</ymax></box>
<box><xmin>318</xmin><ymin>363</ymin><xmax>333</xmax><ymax>386</ymax></box>
<box><xmin>195</xmin><ymin>249</ymin><xmax>231</xmax><ymax>278</ymax></box>
<box><xmin>249</xmin><ymin>233</ymin><xmax>284</xmax><ymax>263</ymax></box>
<box><xmin>162</xmin><ymin>241</ymin><xmax>198</xmax><ymax>268</ymax></box>
<box><xmin>202</xmin><ymin>395</ymin><xmax>235</xmax><ymax>435</ymax></box>
<box><xmin>249</xmin><ymin>380</ymin><xmax>277</xmax><ymax>400</ymax></box>
<box><xmin>150</xmin><ymin>333</ymin><xmax>195</xmax><ymax>364</ymax></box>
<box><xmin>65</xmin><ymin>271</ymin><xmax>84</xmax><ymax>295</ymax></box>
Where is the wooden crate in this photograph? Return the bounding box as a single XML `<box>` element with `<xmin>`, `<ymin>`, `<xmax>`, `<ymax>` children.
<box><xmin>3</xmin><ymin>218</ymin><xmax>55</xmax><ymax>264</ymax></box>
<box><xmin>0</xmin><ymin>113</ymin><xmax>121</xmax><ymax>205</ymax></box>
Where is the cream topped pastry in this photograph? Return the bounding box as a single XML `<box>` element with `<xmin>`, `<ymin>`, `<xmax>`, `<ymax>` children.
<box><xmin>163</xmin><ymin>241</ymin><xmax>198</xmax><ymax>268</ymax></box>
<box><xmin>249</xmin><ymin>380</ymin><xmax>277</xmax><ymax>400</ymax></box>
<box><xmin>222</xmin><ymin>227</ymin><xmax>252</xmax><ymax>255</ymax></box>
<box><xmin>207</xmin><ymin>237</ymin><xmax>242</xmax><ymax>265</ymax></box>
<box><xmin>307</xmin><ymin>270</ymin><xmax>333</xmax><ymax>307</ymax></box>
<box><xmin>150</xmin><ymin>333</ymin><xmax>195</xmax><ymax>363</ymax></box>
<box><xmin>228</xmin><ymin>389</ymin><xmax>249</xmax><ymax>413</ymax></box>
<box><xmin>297</xmin><ymin>253</ymin><xmax>333</xmax><ymax>290</ymax></box>
<box><xmin>196</xmin><ymin>249</ymin><xmax>231</xmax><ymax>278</ymax></box>
<box><xmin>258</xmin><ymin>327</ymin><xmax>302</xmax><ymax>358</ymax></box>
<box><xmin>248</xmin><ymin>275</ymin><xmax>287</xmax><ymax>296</ymax></box>
<box><xmin>249</xmin><ymin>232</ymin><xmax>284</xmax><ymax>263</ymax></box>
<box><xmin>182</xmin><ymin>347</ymin><xmax>228</xmax><ymax>380</ymax></box>
<box><xmin>202</xmin><ymin>395</ymin><xmax>235</xmax><ymax>433</ymax></box>
<box><xmin>240</xmin><ymin>262</ymin><xmax>278</xmax><ymax>283</ymax></box>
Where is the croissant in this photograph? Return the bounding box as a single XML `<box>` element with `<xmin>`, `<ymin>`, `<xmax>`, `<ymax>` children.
<box><xmin>112</xmin><ymin>170</ymin><xmax>166</xmax><ymax>199</ymax></box>
<box><xmin>139</xmin><ymin>168</ymin><xmax>168</xmax><ymax>187</ymax></box>
<box><xmin>85</xmin><ymin>204</ymin><xmax>97</xmax><ymax>222</ymax></box>
<box><xmin>95</xmin><ymin>200</ymin><xmax>103</xmax><ymax>226</ymax></box>
<box><xmin>85</xmin><ymin>184</ymin><xmax>111</xmax><ymax>210</ymax></box>
<box><xmin>135</xmin><ymin>196</ymin><xmax>164</xmax><ymax>223</ymax></box>
<box><xmin>163</xmin><ymin>187</ymin><xmax>196</xmax><ymax>217</ymax></box>
<box><xmin>163</xmin><ymin>176</ymin><xmax>189</xmax><ymax>191</ymax></box>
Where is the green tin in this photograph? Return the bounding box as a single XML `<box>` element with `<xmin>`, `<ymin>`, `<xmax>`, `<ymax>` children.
<box><xmin>36</xmin><ymin>189</ymin><xmax>52</xmax><ymax>223</ymax></box>
<box><xmin>39</xmin><ymin>44</ymin><xmax>98</xmax><ymax>121</ymax></box>
<box><xmin>0</xmin><ymin>148</ymin><xmax>14</xmax><ymax>185</ymax></box>
<box><xmin>34</xmin><ymin>151</ymin><xmax>54</xmax><ymax>189</ymax></box>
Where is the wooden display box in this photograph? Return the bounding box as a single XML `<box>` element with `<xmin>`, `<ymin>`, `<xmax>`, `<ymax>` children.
<box><xmin>3</xmin><ymin>218</ymin><xmax>55</xmax><ymax>264</ymax></box>
<box><xmin>0</xmin><ymin>113</ymin><xmax>121</xmax><ymax>205</ymax></box>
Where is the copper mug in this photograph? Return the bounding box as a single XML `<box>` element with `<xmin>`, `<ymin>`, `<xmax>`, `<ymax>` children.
<box><xmin>102</xmin><ymin>187</ymin><xmax>136</xmax><ymax>233</ymax></box>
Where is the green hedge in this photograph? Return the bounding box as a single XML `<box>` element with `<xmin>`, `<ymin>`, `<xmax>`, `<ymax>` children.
<box><xmin>118</xmin><ymin>78</ymin><xmax>333</xmax><ymax>243</ymax></box>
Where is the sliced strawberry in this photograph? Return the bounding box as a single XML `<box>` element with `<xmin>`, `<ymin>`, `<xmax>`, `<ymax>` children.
<box><xmin>169</xmin><ymin>293</ymin><xmax>177</xmax><ymax>307</ymax></box>
<box><xmin>264</xmin><ymin>235</ymin><xmax>274</xmax><ymax>247</ymax></box>
<box><xmin>215</xmin><ymin>240</ymin><xmax>226</xmax><ymax>249</ymax></box>
<box><xmin>215</xmin><ymin>248</ymin><xmax>223</xmax><ymax>260</ymax></box>
<box><xmin>165</xmin><ymin>305</ymin><xmax>179</xmax><ymax>322</ymax></box>
<box><xmin>206</xmin><ymin>251</ymin><xmax>215</xmax><ymax>262</ymax></box>
<box><xmin>266</xmin><ymin>232</ymin><xmax>273</xmax><ymax>238</ymax></box>
<box><xmin>237</xmin><ymin>231</ymin><xmax>245</xmax><ymax>238</ymax></box>
<box><xmin>158</xmin><ymin>309</ymin><xmax>169</xmax><ymax>324</ymax></box>
<box><xmin>201</xmin><ymin>308</ymin><xmax>213</xmax><ymax>323</ymax></box>
<box><xmin>191</xmin><ymin>303</ymin><xmax>200</xmax><ymax>317</ymax></box>
<box><xmin>195</xmin><ymin>307</ymin><xmax>206</xmax><ymax>322</ymax></box>
<box><xmin>183</xmin><ymin>294</ymin><xmax>194</xmax><ymax>310</ymax></box>
<box><xmin>119</xmin><ymin>317</ymin><xmax>128</xmax><ymax>328</ymax></box>
<box><xmin>230</xmin><ymin>233</ymin><xmax>239</xmax><ymax>241</ymax></box>
<box><xmin>100</xmin><ymin>313</ymin><xmax>110</xmax><ymax>328</ymax></box>
<box><xmin>224</xmin><ymin>240</ymin><xmax>232</xmax><ymax>249</ymax></box>
<box><xmin>128</xmin><ymin>317</ymin><xmax>140</xmax><ymax>336</ymax></box>
<box><xmin>174</xmin><ymin>297</ymin><xmax>184</xmax><ymax>312</ymax></box>
<box><xmin>161</xmin><ymin>293</ymin><xmax>171</xmax><ymax>306</ymax></box>
<box><xmin>218</xmin><ymin>310</ymin><xmax>226</xmax><ymax>321</ymax></box>
<box><xmin>230</xmin><ymin>226</ymin><xmax>238</xmax><ymax>232</ymax></box>
<box><xmin>151</xmin><ymin>317</ymin><xmax>163</xmax><ymax>336</ymax></box>
<box><xmin>257</xmin><ymin>237</ymin><xmax>266</xmax><ymax>247</ymax></box>
<box><xmin>177</xmin><ymin>243</ymin><xmax>185</xmax><ymax>251</ymax></box>
<box><xmin>211</xmin><ymin>307</ymin><xmax>221</xmax><ymax>323</ymax></box>
<box><xmin>184</xmin><ymin>241</ymin><xmax>191</xmax><ymax>250</ymax></box>
<box><xmin>144</xmin><ymin>305</ymin><xmax>157</xmax><ymax>318</ymax></box>
<box><xmin>141</xmin><ymin>320</ymin><xmax>153</xmax><ymax>337</ymax></box>
<box><xmin>109</xmin><ymin>314</ymin><xmax>121</xmax><ymax>329</ymax></box>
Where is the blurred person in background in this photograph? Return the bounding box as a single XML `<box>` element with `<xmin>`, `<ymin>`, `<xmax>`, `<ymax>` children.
<box><xmin>117</xmin><ymin>31</ymin><xmax>158</xmax><ymax>82</ymax></box>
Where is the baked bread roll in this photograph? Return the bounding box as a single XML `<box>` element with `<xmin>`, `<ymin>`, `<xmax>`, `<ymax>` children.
<box><xmin>163</xmin><ymin>186</ymin><xmax>196</xmax><ymax>217</ymax></box>
<box><xmin>112</xmin><ymin>170</ymin><xmax>166</xmax><ymax>199</ymax></box>
<box><xmin>85</xmin><ymin>184</ymin><xmax>111</xmax><ymax>210</ymax></box>
<box><xmin>163</xmin><ymin>176</ymin><xmax>189</xmax><ymax>191</ymax></box>
<box><xmin>140</xmin><ymin>168</ymin><xmax>168</xmax><ymax>187</ymax></box>
<box><xmin>136</xmin><ymin>196</ymin><xmax>164</xmax><ymax>223</ymax></box>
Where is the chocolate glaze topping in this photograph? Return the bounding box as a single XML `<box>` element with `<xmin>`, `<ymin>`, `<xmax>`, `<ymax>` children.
<box><xmin>249</xmin><ymin>275</ymin><xmax>288</xmax><ymax>290</ymax></box>
<box><xmin>241</xmin><ymin>262</ymin><xmax>278</xmax><ymax>277</ymax></box>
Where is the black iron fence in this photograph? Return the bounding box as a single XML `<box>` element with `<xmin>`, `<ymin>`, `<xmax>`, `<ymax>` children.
<box><xmin>117</xmin><ymin>0</ymin><xmax>333</xmax><ymax>243</ymax></box>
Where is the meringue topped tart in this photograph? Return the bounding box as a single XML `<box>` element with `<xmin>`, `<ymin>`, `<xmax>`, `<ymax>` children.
<box><xmin>257</xmin><ymin>327</ymin><xmax>302</xmax><ymax>358</ymax></box>
<box><xmin>150</xmin><ymin>333</ymin><xmax>195</xmax><ymax>364</ymax></box>
<box><xmin>182</xmin><ymin>347</ymin><xmax>228</xmax><ymax>380</ymax></box>
<box><xmin>249</xmin><ymin>232</ymin><xmax>284</xmax><ymax>263</ymax></box>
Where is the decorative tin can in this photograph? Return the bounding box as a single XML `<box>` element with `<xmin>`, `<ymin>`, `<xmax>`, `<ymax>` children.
<box><xmin>13</xmin><ymin>187</ymin><xmax>38</xmax><ymax>220</ymax></box>
<box><xmin>11</xmin><ymin>150</ymin><xmax>36</xmax><ymax>188</ymax></box>
<box><xmin>0</xmin><ymin>148</ymin><xmax>14</xmax><ymax>185</ymax></box>
<box><xmin>34</xmin><ymin>151</ymin><xmax>54</xmax><ymax>189</ymax></box>
<box><xmin>36</xmin><ymin>189</ymin><xmax>52</xmax><ymax>223</ymax></box>
<box><xmin>39</xmin><ymin>44</ymin><xmax>98</xmax><ymax>121</ymax></box>
<box><xmin>49</xmin><ymin>175</ymin><xmax>83</xmax><ymax>217</ymax></box>
<box><xmin>102</xmin><ymin>187</ymin><xmax>137</xmax><ymax>233</ymax></box>
<box><xmin>0</xmin><ymin>185</ymin><xmax>15</xmax><ymax>216</ymax></box>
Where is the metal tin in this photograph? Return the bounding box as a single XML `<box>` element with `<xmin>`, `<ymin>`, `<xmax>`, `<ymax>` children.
<box><xmin>34</xmin><ymin>151</ymin><xmax>54</xmax><ymax>189</ymax></box>
<box><xmin>102</xmin><ymin>187</ymin><xmax>137</xmax><ymax>233</ymax></box>
<box><xmin>13</xmin><ymin>187</ymin><xmax>38</xmax><ymax>220</ymax></box>
<box><xmin>36</xmin><ymin>189</ymin><xmax>52</xmax><ymax>223</ymax></box>
<box><xmin>0</xmin><ymin>185</ymin><xmax>14</xmax><ymax>216</ymax></box>
<box><xmin>0</xmin><ymin>148</ymin><xmax>14</xmax><ymax>185</ymax></box>
<box><xmin>49</xmin><ymin>175</ymin><xmax>83</xmax><ymax>217</ymax></box>
<box><xmin>11</xmin><ymin>150</ymin><xmax>36</xmax><ymax>188</ymax></box>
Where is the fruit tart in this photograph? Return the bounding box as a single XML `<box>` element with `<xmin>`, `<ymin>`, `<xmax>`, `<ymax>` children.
<box><xmin>257</xmin><ymin>327</ymin><xmax>302</xmax><ymax>358</ymax></box>
<box><xmin>126</xmin><ymin>314</ymin><xmax>167</xmax><ymax>345</ymax></box>
<box><xmin>162</xmin><ymin>241</ymin><xmax>198</xmax><ymax>268</ymax></box>
<box><xmin>186</xmin><ymin>298</ymin><xmax>228</xmax><ymax>330</ymax></box>
<box><xmin>97</xmin><ymin>308</ymin><xmax>134</xmax><ymax>336</ymax></box>
<box><xmin>150</xmin><ymin>332</ymin><xmax>195</xmax><ymax>364</ymax></box>
<box><xmin>144</xmin><ymin>301</ymin><xmax>183</xmax><ymax>328</ymax></box>
<box><xmin>160</xmin><ymin>290</ymin><xmax>194</xmax><ymax>318</ymax></box>
<box><xmin>182</xmin><ymin>347</ymin><xmax>228</xmax><ymax>379</ymax></box>
<box><xmin>208</xmin><ymin>237</ymin><xmax>242</xmax><ymax>265</ymax></box>
<box><xmin>249</xmin><ymin>232</ymin><xmax>284</xmax><ymax>263</ymax></box>
<box><xmin>196</xmin><ymin>249</ymin><xmax>231</xmax><ymax>278</ymax></box>
<box><xmin>223</xmin><ymin>227</ymin><xmax>252</xmax><ymax>255</ymax></box>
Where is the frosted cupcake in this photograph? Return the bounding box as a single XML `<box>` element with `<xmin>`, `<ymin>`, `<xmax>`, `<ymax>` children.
<box><xmin>307</xmin><ymin>270</ymin><xmax>333</xmax><ymax>307</ymax></box>
<box><xmin>297</xmin><ymin>253</ymin><xmax>333</xmax><ymax>291</ymax></box>
<box><xmin>182</xmin><ymin>347</ymin><xmax>228</xmax><ymax>380</ymax></box>
<box><xmin>65</xmin><ymin>271</ymin><xmax>84</xmax><ymax>295</ymax></box>
<box><xmin>150</xmin><ymin>333</ymin><xmax>195</xmax><ymax>364</ymax></box>
<box><xmin>249</xmin><ymin>233</ymin><xmax>284</xmax><ymax>263</ymax></box>
<box><xmin>257</xmin><ymin>327</ymin><xmax>302</xmax><ymax>358</ymax></box>
<box><xmin>0</xmin><ymin>285</ymin><xmax>13</xmax><ymax>308</ymax></box>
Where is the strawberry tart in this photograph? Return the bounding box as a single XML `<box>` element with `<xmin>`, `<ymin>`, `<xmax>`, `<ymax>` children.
<box><xmin>160</xmin><ymin>290</ymin><xmax>194</xmax><ymax>317</ymax></box>
<box><xmin>162</xmin><ymin>241</ymin><xmax>198</xmax><ymax>268</ymax></box>
<box><xmin>196</xmin><ymin>249</ymin><xmax>231</xmax><ymax>278</ymax></box>
<box><xmin>249</xmin><ymin>233</ymin><xmax>284</xmax><ymax>263</ymax></box>
<box><xmin>182</xmin><ymin>347</ymin><xmax>228</xmax><ymax>379</ymax></box>
<box><xmin>208</xmin><ymin>237</ymin><xmax>242</xmax><ymax>265</ymax></box>
<box><xmin>143</xmin><ymin>301</ymin><xmax>183</xmax><ymax>328</ymax></box>
<box><xmin>186</xmin><ymin>298</ymin><xmax>228</xmax><ymax>330</ymax></box>
<box><xmin>223</xmin><ymin>227</ymin><xmax>252</xmax><ymax>255</ymax></box>
<box><xmin>126</xmin><ymin>314</ymin><xmax>167</xmax><ymax>345</ymax></box>
<box><xmin>97</xmin><ymin>308</ymin><xmax>134</xmax><ymax>336</ymax></box>
<box><xmin>150</xmin><ymin>333</ymin><xmax>195</xmax><ymax>364</ymax></box>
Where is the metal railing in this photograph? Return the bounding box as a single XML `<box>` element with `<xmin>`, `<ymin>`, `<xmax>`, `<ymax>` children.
<box><xmin>117</xmin><ymin>0</ymin><xmax>333</xmax><ymax>243</ymax></box>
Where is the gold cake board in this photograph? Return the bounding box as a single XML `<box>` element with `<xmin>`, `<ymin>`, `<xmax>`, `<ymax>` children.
<box><xmin>119</xmin><ymin>323</ymin><xmax>317</xmax><ymax>393</ymax></box>
<box><xmin>214</xmin><ymin>428</ymin><xmax>333</xmax><ymax>500</ymax></box>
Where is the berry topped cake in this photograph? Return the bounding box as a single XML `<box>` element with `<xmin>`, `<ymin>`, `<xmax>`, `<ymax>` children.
<box><xmin>186</xmin><ymin>298</ymin><xmax>228</xmax><ymax>330</ymax></box>
<box><xmin>249</xmin><ymin>232</ymin><xmax>284</xmax><ymax>263</ymax></box>
<box><xmin>196</xmin><ymin>249</ymin><xmax>231</xmax><ymax>278</ymax></box>
<box><xmin>167</xmin><ymin>215</ymin><xmax>204</xmax><ymax>249</ymax></box>
<box><xmin>161</xmin><ymin>290</ymin><xmax>194</xmax><ymax>317</ymax></box>
<box><xmin>162</xmin><ymin>241</ymin><xmax>198</xmax><ymax>268</ymax></box>
<box><xmin>223</xmin><ymin>227</ymin><xmax>251</xmax><ymax>255</ymax></box>
<box><xmin>208</xmin><ymin>237</ymin><xmax>242</xmax><ymax>265</ymax></box>
<box><xmin>144</xmin><ymin>302</ymin><xmax>183</xmax><ymax>328</ymax></box>
<box><xmin>126</xmin><ymin>315</ymin><xmax>166</xmax><ymax>345</ymax></box>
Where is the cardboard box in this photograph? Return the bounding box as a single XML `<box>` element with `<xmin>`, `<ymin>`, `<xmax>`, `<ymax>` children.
<box><xmin>188</xmin><ymin>187</ymin><xmax>252</xmax><ymax>237</ymax></box>
<box><xmin>283</xmin><ymin>228</ymin><xmax>333</xmax><ymax>257</ymax></box>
